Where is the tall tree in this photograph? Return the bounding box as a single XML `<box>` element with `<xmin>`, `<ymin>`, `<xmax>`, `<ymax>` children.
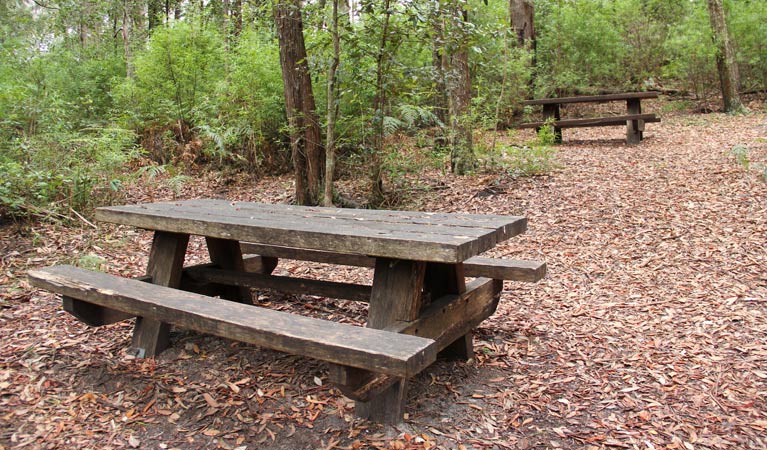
<box><xmin>275</xmin><ymin>0</ymin><xmax>324</xmax><ymax>205</ymax></box>
<box><xmin>510</xmin><ymin>0</ymin><xmax>534</xmax><ymax>47</ymax></box>
<box><xmin>323</xmin><ymin>0</ymin><xmax>341</xmax><ymax>206</ymax></box>
<box><xmin>122</xmin><ymin>0</ymin><xmax>134</xmax><ymax>79</ymax></box>
<box><xmin>368</xmin><ymin>0</ymin><xmax>393</xmax><ymax>205</ymax></box>
<box><xmin>446</xmin><ymin>0</ymin><xmax>475</xmax><ymax>174</ymax></box>
<box><xmin>706</xmin><ymin>0</ymin><xmax>745</xmax><ymax>113</ymax></box>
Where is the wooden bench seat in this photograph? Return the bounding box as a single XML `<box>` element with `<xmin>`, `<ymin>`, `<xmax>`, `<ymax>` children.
<box><xmin>240</xmin><ymin>243</ymin><xmax>547</xmax><ymax>283</ymax></box>
<box><xmin>28</xmin><ymin>265</ymin><xmax>438</xmax><ymax>378</ymax></box>
<box><xmin>518</xmin><ymin>113</ymin><xmax>660</xmax><ymax>130</ymax></box>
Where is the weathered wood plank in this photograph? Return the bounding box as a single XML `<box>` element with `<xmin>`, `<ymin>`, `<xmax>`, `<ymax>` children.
<box><xmin>95</xmin><ymin>200</ymin><xmax>527</xmax><ymax>263</ymax></box>
<box><xmin>523</xmin><ymin>91</ymin><xmax>659</xmax><ymax>105</ymax></box>
<box><xmin>63</xmin><ymin>296</ymin><xmax>134</xmax><ymax>326</ymax></box>
<box><xmin>626</xmin><ymin>98</ymin><xmax>643</xmax><ymax>144</ymax></box>
<box><xmin>205</xmin><ymin>237</ymin><xmax>253</xmax><ymax>304</ymax></box>
<box><xmin>185</xmin><ymin>267</ymin><xmax>373</xmax><ymax>302</ymax></box>
<box><xmin>240</xmin><ymin>243</ymin><xmax>546</xmax><ymax>283</ymax></box>
<box><xmin>28</xmin><ymin>265</ymin><xmax>437</xmax><ymax>377</ymax></box>
<box><xmin>132</xmin><ymin>231</ymin><xmax>188</xmax><ymax>358</ymax></box>
<box><xmin>518</xmin><ymin>114</ymin><xmax>659</xmax><ymax>129</ymax></box>
<box><xmin>355</xmin><ymin>258</ymin><xmax>426</xmax><ymax>423</ymax></box>
<box><xmin>462</xmin><ymin>257</ymin><xmax>546</xmax><ymax>282</ymax></box>
<box><xmin>333</xmin><ymin>277</ymin><xmax>502</xmax><ymax>402</ymax></box>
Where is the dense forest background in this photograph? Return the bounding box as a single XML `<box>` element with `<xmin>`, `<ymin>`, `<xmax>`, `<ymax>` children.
<box><xmin>1</xmin><ymin>0</ymin><xmax>765</xmax><ymax>218</ymax></box>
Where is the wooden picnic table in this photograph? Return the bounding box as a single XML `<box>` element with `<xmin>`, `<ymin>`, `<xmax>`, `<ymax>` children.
<box><xmin>519</xmin><ymin>91</ymin><xmax>661</xmax><ymax>144</ymax></box>
<box><xmin>29</xmin><ymin>199</ymin><xmax>546</xmax><ymax>423</ymax></box>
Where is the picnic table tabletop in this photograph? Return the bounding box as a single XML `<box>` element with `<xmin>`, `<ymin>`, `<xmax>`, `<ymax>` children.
<box><xmin>523</xmin><ymin>91</ymin><xmax>660</xmax><ymax>106</ymax></box>
<box><xmin>95</xmin><ymin>199</ymin><xmax>527</xmax><ymax>263</ymax></box>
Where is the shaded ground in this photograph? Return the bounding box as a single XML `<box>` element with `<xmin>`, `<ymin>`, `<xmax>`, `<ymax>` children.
<box><xmin>1</xmin><ymin>103</ymin><xmax>766</xmax><ymax>449</ymax></box>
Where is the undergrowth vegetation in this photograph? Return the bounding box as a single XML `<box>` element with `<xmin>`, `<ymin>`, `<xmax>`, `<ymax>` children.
<box><xmin>0</xmin><ymin>0</ymin><xmax>764</xmax><ymax>219</ymax></box>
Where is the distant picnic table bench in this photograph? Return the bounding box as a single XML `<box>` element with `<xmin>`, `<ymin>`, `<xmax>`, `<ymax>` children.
<box><xmin>518</xmin><ymin>91</ymin><xmax>661</xmax><ymax>144</ymax></box>
<box><xmin>29</xmin><ymin>199</ymin><xmax>546</xmax><ymax>424</ymax></box>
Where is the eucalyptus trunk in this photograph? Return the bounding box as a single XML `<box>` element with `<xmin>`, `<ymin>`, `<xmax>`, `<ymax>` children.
<box><xmin>706</xmin><ymin>0</ymin><xmax>745</xmax><ymax>113</ymax></box>
<box><xmin>447</xmin><ymin>3</ymin><xmax>475</xmax><ymax>175</ymax></box>
<box><xmin>369</xmin><ymin>0</ymin><xmax>392</xmax><ymax>205</ymax></box>
<box><xmin>275</xmin><ymin>0</ymin><xmax>324</xmax><ymax>205</ymax></box>
<box><xmin>323</xmin><ymin>0</ymin><xmax>341</xmax><ymax>206</ymax></box>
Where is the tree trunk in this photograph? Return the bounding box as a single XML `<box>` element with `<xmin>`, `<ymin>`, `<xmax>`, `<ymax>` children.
<box><xmin>447</xmin><ymin>4</ymin><xmax>475</xmax><ymax>175</ymax></box>
<box><xmin>231</xmin><ymin>0</ymin><xmax>243</xmax><ymax>37</ymax></box>
<box><xmin>510</xmin><ymin>0</ymin><xmax>535</xmax><ymax>47</ymax></box>
<box><xmin>122</xmin><ymin>0</ymin><xmax>133</xmax><ymax>79</ymax></box>
<box><xmin>323</xmin><ymin>0</ymin><xmax>341</xmax><ymax>206</ymax></box>
<box><xmin>431</xmin><ymin>8</ymin><xmax>448</xmax><ymax>126</ymax></box>
<box><xmin>369</xmin><ymin>0</ymin><xmax>392</xmax><ymax>205</ymax></box>
<box><xmin>148</xmin><ymin>0</ymin><xmax>163</xmax><ymax>30</ymax></box>
<box><xmin>706</xmin><ymin>0</ymin><xmax>745</xmax><ymax>113</ymax></box>
<box><xmin>275</xmin><ymin>0</ymin><xmax>324</xmax><ymax>205</ymax></box>
<box><xmin>510</xmin><ymin>0</ymin><xmax>535</xmax><ymax>93</ymax></box>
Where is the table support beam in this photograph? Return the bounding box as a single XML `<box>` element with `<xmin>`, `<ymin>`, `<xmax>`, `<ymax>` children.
<box><xmin>131</xmin><ymin>231</ymin><xmax>189</xmax><ymax>358</ymax></box>
<box><xmin>626</xmin><ymin>98</ymin><xmax>643</xmax><ymax>144</ymax></box>
<box><xmin>206</xmin><ymin>237</ymin><xmax>253</xmax><ymax>304</ymax></box>
<box><xmin>354</xmin><ymin>258</ymin><xmax>425</xmax><ymax>424</ymax></box>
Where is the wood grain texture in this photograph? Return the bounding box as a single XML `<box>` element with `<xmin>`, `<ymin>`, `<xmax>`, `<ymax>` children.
<box><xmin>523</xmin><ymin>91</ymin><xmax>659</xmax><ymax>105</ymax></box>
<box><xmin>185</xmin><ymin>267</ymin><xmax>372</xmax><ymax>302</ymax></box>
<box><xmin>95</xmin><ymin>200</ymin><xmax>526</xmax><ymax>263</ymax></box>
<box><xmin>28</xmin><ymin>265</ymin><xmax>437</xmax><ymax>377</ymax></box>
<box><xmin>518</xmin><ymin>114</ymin><xmax>659</xmax><ymax>129</ymax></box>
<box><xmin>240</xmin><ymin>243</ymin><xmax>546</xmax><ymax>283</ymax></box>
<box><xmin>132</xmin><ymin>231</ymin><xmax>189</xmax><ymax>358</ymax></box>
<box><xmin>355</xmin><ymin>258</ymin><xmax>426</xmax><ymax>423</ymax></box>
<box><xmin>626</xmin><ymin>98</ymin><xmax>643</xmax><ymax>144</ymax></box>
<box><xmin>205</xmin><ymin>237</ymin><xmax>253</xmax><ymax>303</ymax></box>
<box><xmin>333</xmin><ymin>277</ymin><xmax>502</xmax><ymax>402</ymax></box>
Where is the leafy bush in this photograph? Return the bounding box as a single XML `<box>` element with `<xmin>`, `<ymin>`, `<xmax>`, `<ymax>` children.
<box><xmin>0</xmin><ymin>128</ymin><xmax>140</xmax><ymax>220</ymax></box>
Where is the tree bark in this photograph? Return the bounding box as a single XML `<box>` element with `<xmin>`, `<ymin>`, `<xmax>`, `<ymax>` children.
<box><xmin>447</xmin><ymin>4</ymin><xmax>475</xmax><ymax>175</ymax></box>
<box><xmin>122</xmin><ymin>0</ymin><xmax>133</xmax><ymax>79</ymax></box>
<box><xmin>369</xmin><ymin>0</ymin><xmax>392</xmax><ymax>205</ymax></box>
<box><xmin>510</xmin><ymin>0</ymin><xmax>535</xmax><ymax>47</ymax></box>
<box><xmin>275</xmin><ymin>0</ymin><xmax>324</xmax><ymax>205</ymax></box>
<box><xmin>706</xmin><ymin>0</ymin><xmax>745</xmax><ymax>113</ymax></box>
<box><xmin>231</xmin><ymin>0</ymin><xmax>242</xmax><ymax>36</ymax></box>
<box><xmin>323</xmin><ymin>0</ymin><xmax>341</xmax><ymax>206</ymax></box>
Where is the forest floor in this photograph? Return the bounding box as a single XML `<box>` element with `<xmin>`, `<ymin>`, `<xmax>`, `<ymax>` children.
<box><xmin>1</xmin><ymin>100</ymin><xmax>767</xmax><ymax>450</ymax></box>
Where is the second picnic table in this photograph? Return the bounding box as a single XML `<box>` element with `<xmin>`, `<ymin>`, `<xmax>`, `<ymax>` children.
<box><xmin>520</xmin><ymin>91</ymin><xmax>661</xmax><ymax>144</ymax></box>
<box><xmin>29</xmin><ymin>199</ymin><xmax>546</xmax><ymax>423</ymax></box>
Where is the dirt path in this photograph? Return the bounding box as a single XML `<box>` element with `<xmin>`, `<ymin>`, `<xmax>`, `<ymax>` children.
<box><xmin>1</xmin><ymin>109</ymin><xmax>766</xmax><ymax>449</ymax></box>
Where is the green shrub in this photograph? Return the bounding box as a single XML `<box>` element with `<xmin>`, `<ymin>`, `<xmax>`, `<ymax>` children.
<box><xmin>0</xmin><ymin>128</ymin><xmax>140</xmax><ymax>220</ymax></box>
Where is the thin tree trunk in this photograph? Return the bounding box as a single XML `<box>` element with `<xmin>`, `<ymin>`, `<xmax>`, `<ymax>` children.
<box><xmin>448</xmin><ymin>4</ymin><xmax>475</xmax><ymax>175</ymax></box>
<box><xmin>275</xmin><ymin>0</ymin><xmax>324</xmax><ymax>205</ymax></box>
<box><xmin>323</xmin><ymin>0</ymin><xmax>341</xmax><ymax>206</ymax></box>
<box><xmin>231</xmin><ymin>0</ymin><xmax>242</xmax><ymax>36</ymax></box>
<box><xmin>706</xmin><ymin>0</ymin><xmax>745</xmax><ymax>113</ymax></box>
<box><xmin>369</xmin><ymin>0</ymin><xmax>392</xmax><ymax>205</ymax></box>
<box><xmin>123</xmin><ymin>0</ymin><xmax>133</xmax><ymax>79</ymax></box>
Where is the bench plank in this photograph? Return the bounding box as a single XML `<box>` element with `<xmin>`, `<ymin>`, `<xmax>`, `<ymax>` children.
<box><xmin>523</xmin><ymin>91</ymin><xmax>659</xmax><ymax>105</ymax></box>
<box><xmin>239</xmin><ymin>243</ymin><xmax>546</xmax><ymax>283</ymax></box>
<box><xmin>28</xmin><ymin>265</ymin><xmax>437</xmax><ymax>378</ymax></box>
<box><xmin>518</xmin><ymin>114</ymin><xmax>659</xmax><ymax>129</ymax></box>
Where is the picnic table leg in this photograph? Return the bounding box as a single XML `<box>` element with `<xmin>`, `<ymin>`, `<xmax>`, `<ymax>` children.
<box><xmin>205</xmin><ymin>237</ymin><xmax>253</xmax><ymax>304</ymax></box>
<box><xmin>131</xmin><ymin>231</ymin><xmax>189</xmax><ymax>358</ymax></box>
<box><xmin>626</xmin><ymin>98</ymin><xmax>643</xmax><ymax>144</ymax></box>
<box><xmin>541</xmin><ymin>103</ymin><xmax>562</xmax><ymax>143</ymax></box>
<box><xmin>424</xmin><ymin>262</ymin><xmax>472</xmax><ymax>360</ymax></box>
<box><xmin>355</xmin><ymin>258</ymin><xmax>426</xmax><ymax>424</ymax></box>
